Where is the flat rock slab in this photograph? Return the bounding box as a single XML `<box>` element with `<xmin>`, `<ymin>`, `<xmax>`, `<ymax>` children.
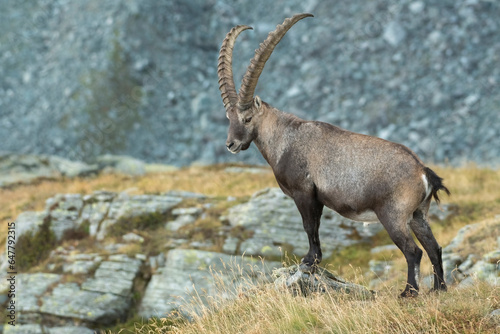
<box><xmin>139</xmin><ymin>249</ymin><xmax>281</xmax><ymax>318</ymax></box>
<box><xmin>81</xmin><ymin>257</ymin><xmax>143</xmax><ymax>297</ymax></box>
<box><xmin>40</xmin><ymin>283</ymin><xmax>129</xmax><ymax>325</ymax></box>
<box><xmin>81</xmin><ymin>277</ymin><xmax>134</xmax><ymax>298</ymax></box>
<box><xmin>17</xmin><ymin>273</ymin><xmax>62</xmax><ymax>314</ymax></box>
<box><xmin>107</xmin><ymin>194</ymin><xmax>183</xmax><ymax>220</ymax></box>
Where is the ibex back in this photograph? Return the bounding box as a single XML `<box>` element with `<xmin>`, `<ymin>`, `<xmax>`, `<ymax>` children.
<box><xmin>217</xmin><ymin>13</ymin><xmax>449</xmax><ymax>297</ymax></box>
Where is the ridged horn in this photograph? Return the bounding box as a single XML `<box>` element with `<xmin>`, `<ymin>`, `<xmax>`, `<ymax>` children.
<box><xmin>218</xmin><ymin>25</ymin><xmax>253</xmax><ymax>112</ymax></box>
<box><xmin>237</xmin><ymin>13</ymin><xmax>313</xmax><ymax>111</ymax></box>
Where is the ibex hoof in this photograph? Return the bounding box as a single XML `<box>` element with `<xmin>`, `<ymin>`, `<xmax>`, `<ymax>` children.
<box><xmin>299</xmin><ymin>261</ymin><xmax>317</xmax><ymax>274</ymax></box>
<box><xmin>399</xmin><ymin>289</ymin><xmax>419</xmax><ymax>298</ymax></box>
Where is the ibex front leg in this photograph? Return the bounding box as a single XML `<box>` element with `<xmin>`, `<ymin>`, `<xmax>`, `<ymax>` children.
<box><xmin>294</xmin><ymin>193</ymin><xmax>324</xmax><ymax>273</ymax></box>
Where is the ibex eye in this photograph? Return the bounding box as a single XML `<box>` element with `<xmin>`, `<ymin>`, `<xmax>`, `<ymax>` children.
<box><xmin>244</xmin><ymin>117</ymin><xmax>252</xmax><ymax>124</ymax></box>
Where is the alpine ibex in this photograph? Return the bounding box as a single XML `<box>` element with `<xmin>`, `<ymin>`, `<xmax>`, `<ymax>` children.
<box><xmin>217</xmin><ymin>13</ymin><xmax>449</xmax><ymax>297</ymax></box>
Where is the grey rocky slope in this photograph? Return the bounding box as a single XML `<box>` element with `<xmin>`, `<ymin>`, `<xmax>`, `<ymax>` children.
<box><xmin>1</xmin><ymin>0</ymin><xmax>499</xmax><ymax>166</ymax></box>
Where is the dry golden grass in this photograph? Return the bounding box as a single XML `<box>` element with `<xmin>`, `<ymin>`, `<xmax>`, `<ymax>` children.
<box><xmin>131</xmin><ymin>271</ymin><xmax>499</xmax><ymax>334</ymax></box>
<box><xmin>436</xmin><ymin>165</ymin><xmax>500</xmax><ymax>205</ymax></box>
<box><xmin>428</xmin><ymin>165</ymin><xmax>500</xmax><ymax>249</ymax></box>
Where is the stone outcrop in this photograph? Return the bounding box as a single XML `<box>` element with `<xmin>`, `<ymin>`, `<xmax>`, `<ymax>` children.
<box><xmin>0</xmin><ymin>153</ymin><xmax>98</xmax><ymax>187</ymax></box>
<box><xmin>441</xmin><ymin>216</ymin><xmax>500</xmax><ymax>287</ymax></box>
<box><xmin>0</xmin><ymin>153</ymin><xmax>178</xmax><ymax>188</ymax></box>
<box><xmin>13</xmin><ymin>256</ymin><xmax>142</xmax><ymax>329</ymax></box>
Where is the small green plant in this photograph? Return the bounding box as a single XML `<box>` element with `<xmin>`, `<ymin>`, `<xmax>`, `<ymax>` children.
<box><xmin>107</xmin><ymin>212</ymin><xmax>170</xmax><ymax>237</ymax></box>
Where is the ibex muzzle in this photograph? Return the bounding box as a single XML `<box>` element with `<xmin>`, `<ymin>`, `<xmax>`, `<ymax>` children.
<box><xmin>218</xmin><ymin>13</ymin><xmax>449</xmax><ymax>297</ymax></box>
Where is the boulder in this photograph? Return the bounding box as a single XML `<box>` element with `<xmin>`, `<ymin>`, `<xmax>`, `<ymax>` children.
<box><xmin>273</xmin><ymin>265</ymin><xmax>374</xmax><ymax>299</ymax></box>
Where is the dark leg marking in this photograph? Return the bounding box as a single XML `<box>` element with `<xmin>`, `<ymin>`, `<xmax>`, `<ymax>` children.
<box><xmin>410</xmin><ymin>209</ymin><xmax>447</xmax><ymax>291</ymax></box>
<box><xmin>377</xmin><ymin>208</ymin><xmax>422</xmax><ymax>297</ymax></box>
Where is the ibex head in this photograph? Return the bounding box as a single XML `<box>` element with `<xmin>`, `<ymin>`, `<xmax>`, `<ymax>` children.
<box><xmin>218</xmin><ymin>13</ymin><xmax>313</xmax><ymax>153</ymax></box>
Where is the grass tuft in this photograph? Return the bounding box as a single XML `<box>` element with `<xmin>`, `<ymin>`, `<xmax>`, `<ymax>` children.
<box><xmin>16</xmin><ymin>216</ymin><xmax>57</xmax><ymax>271</ymax></box>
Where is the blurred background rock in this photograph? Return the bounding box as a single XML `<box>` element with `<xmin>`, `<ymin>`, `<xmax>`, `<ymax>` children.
<box><xmin>1</xmin><ymin>0</ymin><xmax>499</xmax><ymax>166</ymax></box>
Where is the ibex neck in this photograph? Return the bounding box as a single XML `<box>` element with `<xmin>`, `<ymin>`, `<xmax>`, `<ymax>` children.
<box><xmin>254</xmin><ymin>107</ymin><xmax>300</xmax><ymax>168</ymax></box>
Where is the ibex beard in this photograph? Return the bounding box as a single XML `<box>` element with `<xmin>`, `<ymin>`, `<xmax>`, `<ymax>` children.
<box><xmin>218</xmin><ymin>13</ymin><xmax>449</xmax><ymax>297</ymax></box>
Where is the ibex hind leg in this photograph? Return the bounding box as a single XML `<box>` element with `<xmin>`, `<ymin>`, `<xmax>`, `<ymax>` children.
<box><xmin>410</xmin><ymin>207</ymin><xmax>447</xmax><ymax>292</ymax></box>
<box><xmin>377</xmin><ymin>208</ymin><xmax>423</xmax><ymax>297</ymax></box>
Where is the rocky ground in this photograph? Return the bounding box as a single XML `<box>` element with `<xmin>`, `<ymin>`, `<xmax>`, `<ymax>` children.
<box><xmin>1</xmin><ymin>0</ymin><xmax>500</xmax><ymax>166</ymax></box>
<box><xmin>0</xmin><ymin>153</ymin><xmax>177</xmax><ymax>188</ymax></box>
<box><xmin>1</xmin><ymin>157</ymin><xmax>498</xmax><ymax>333</ymax></box>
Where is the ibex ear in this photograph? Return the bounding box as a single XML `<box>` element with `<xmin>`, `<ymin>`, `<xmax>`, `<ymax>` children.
<box><xmin>254</xmin><ymin>96</ymin><xmax>263</xmax><ymax>114</ymax></box>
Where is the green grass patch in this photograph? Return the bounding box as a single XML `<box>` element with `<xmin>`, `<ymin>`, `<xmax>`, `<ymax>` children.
<box><xmin>323</xmin><ymin>243</ymin><xmax>373</xmax><ymax>280</ymax></box>
<box><xmin>16</xmin><ymin>216</ymin><xmax>57</xmax><ymax>271</ymax></box>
